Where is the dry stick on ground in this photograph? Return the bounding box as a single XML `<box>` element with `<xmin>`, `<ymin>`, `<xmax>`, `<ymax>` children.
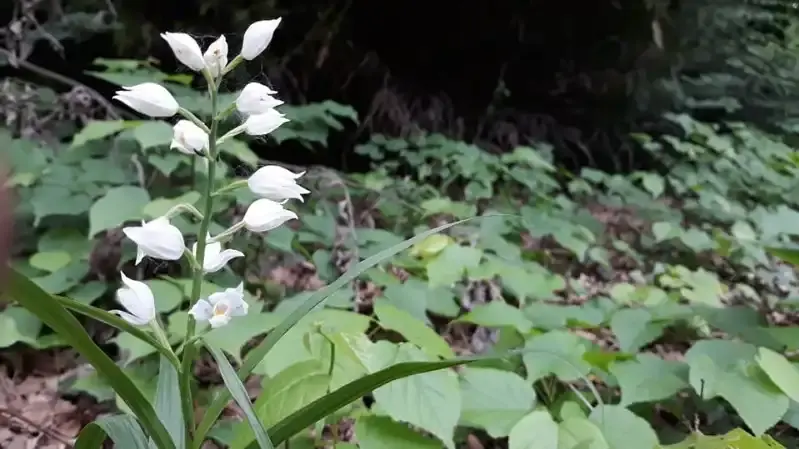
<box><xmin>0</xmin><ymin>407</ymin><xmax>75</xmax><ymax>449</ymax></box>
<box><xmin>0</xmin><ymin>48</ymin><xmax>127</xmax><ymax>121</ymax></box>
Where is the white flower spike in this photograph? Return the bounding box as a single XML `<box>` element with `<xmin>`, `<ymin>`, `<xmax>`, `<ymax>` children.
<box><xmin>243</xmin><ymin>198</ymin><xmax>297</xmax><ymax>233</ymax></box>
<box><xmin>241</xmin><ymin>18</ymin><xmax>282</xmax><ymax>60</ymax></box>
<box><xmin>243</xmin><ymin>109</ymin><xmax>289</xmax><ymax>136</ymax></box>
<box><xmin>235</xmin><ymin>82</ymin><xmax>283</xmax><ymax>116</ymax></box>
<box><xmin>111</xmin><ymin>272</ymin><xmax>156</xmax><ymax>325</ymax></box>
<box><xmin>189</xmin><ymin>283</ymin><xmax>248</xmax><ymax>328</ymax></box>
<box><xmin>122</xmin><ymin>217</ymin><xmax>185</xmax><ymax>265</ymax></box>
<box><xmin>161</xmin><ymin>32</ymin><xmax>207</xmax><ymax>72</ymax></box>
<box><xmin>192</xmin><ymin>234</ymin><xmax>244</xmax><ymax>273</ymax></box>
<box><xmin>203</xmin><ymin>35</ymin><xmax>228</xmax><ymax>78</ymax></box>
<box><xmin>171</xmin><ymin>120</ymin><xmax>209</xmax><ymax>156</ymax></box>
<box><xmin>113</xmin><ymin>83</ymin><xmax>179</xmax><ymax>118</ymax></box>
<box><xmin>247</xmin><ymin>165</ymin><xmax>309</xmax><ymax>202</ymax></box>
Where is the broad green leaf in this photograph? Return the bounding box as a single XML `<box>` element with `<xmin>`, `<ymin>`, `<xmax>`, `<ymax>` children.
<box><xmin>355</xmin><ymin>415</ymin><xmax>441</xmax><ymax>449</ymax></box>
<box><xmin>29</xmin><ymin>251</ymin><xmax>72</xmax><ymax>272</ymax></box>
<box><xmin>458</xmin><ymin>301</ymin><xmax>533</xmax><ymax>333</ymax></box>
<box><xmin>370</xmin><ymin>344</ymin><xmax>460</xmax><ymax>449</ymax></box>
<box><xmin>459</xmin><ymin>367</ymin><xmax>536</xmax><ymax>437</ymax></box>
<box><xmin>89</xmin><ymin>186</ymin><xmax>151</xmax><ymax>237</ymax></box>
<box><xmin>374</xmin><ymin>299</ymin><xmax>454</xmax><ymax>359</ymax></box>
<box><xmin>114</xmin><ymin>331</ymin><xmax>159</xmax><ymax>364</ymax></box>
<box><xmin>610</xmin><ymin>309</ymin><xmax>665</xmax><ymax>353</ymax></box>
<box><xmin>253</xmin><ymin>309</ymin><xmax>369</xmax><ymax>376</ymax></box>
<box><xmin>8</xmin><ymin>269</ymin><xmax>175</xmax><ymax>449</ymax></box>
<box><xmin>508</xmin><ymin>410</ymin><xmax>559</xmax><ymax>449</ymax></box>
<box><xmin>206</xmin><ymin>344</ymin><xmax>274</xmax><ymax>449</ymax></box>
<box><xmin>219</xmin><ymin>139</ymin><xmax>259</xmax><ymax>167</ymax></box>
<box><xmin>153</xmin><ymin>355</ymin><xmax>185</xmax><ymax>449</ymax></box>
<box><xmin>686</xmin><ymin>344</ymin><xmax>788</xmax><ymax>435</ymax></box>
<box><xmin>523</xmin><ymin>331</ymin><xmax>591</xmax><ymax>382</ymax></box>
<box><xmin>610</xmin><ymin>354</ymin><xmax>688</xmax><ymax>406</ymax></box>
<box><xmin>70</xmin><ymin>120</ymin><xmax>129</xmax><ymax>148</ymax></box>
<box><xmin>426</xmin><ymin>244</ymin><xmax>483</xmax><ymax>287</ymax></box>
<box><xmin>756</xmin><ymin>347</ymin><xmax>799</xmax><ymax>403</ymax></box>
<box><xmin>133</xmin><ymin>121</ymin><xmax>174</xmax><ymax>150</ymax></box>
<box><xmin>230</xmin><ymin>360</ymin><xmax>330</xmax><ymax>449</ymax></box>
<box><xmin>198</xmin><ymin>217</ymin><xmax>505</xmax><ymax>443</ymax></box>
<box><xmin>557</xmin><ymin>417</ymin><xmax>608</xmax><ymax>449</ymax></box>
<box><xmin>588</xmin><ymin>405</ymin><xmax>657</xmax><ymax>449</ymax></box>
<box><xmin>0</xmin><ymin>306</ymin><xmax>42</xmax><ymax>347</ymax></box>
<box><xmin>74</xmin><ymin>414</ymin><xmax>150</xmax><ymax>449</ymax></box>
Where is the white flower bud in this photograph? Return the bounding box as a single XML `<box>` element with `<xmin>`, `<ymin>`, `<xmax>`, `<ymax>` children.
<box><xmin>235</xmin><ymin>83</ymin><xmax>283</xmax><ymax>116</ymax></box>
<box><xmin>243</xmin><ymin>109</ymin><xmax>288</xmax><ymax>136</ymax></box>
<box><xmin>203</xmin><ymin>35</ymin><xmax>228</xmax><ymax>78</ymax></box>
<box><xmin>243</xmin><ymin>198</ymin><xmax>297</xmax><ymax>233</ymax></box>
<box><xmin>112</xmin><ymin>83</ymin><xmax>179</xmax><ymax>118</ymax></box>
<box><xmin>241</xmin><ymin>18</ymin><xmax>282</xmax><ymax>60</ymax></box>
<box><xmin>247</xmin><ymin>165</ymin><xmax>309</xmax><ymax>202</ymax></box>
<box><xmin>189</xmin><ymin>283</ymin><xmax>248</xmax><ymax>328</ymax></box>
<box><xmin>170</xmin><ymin>120</ymin><xmax>209</xmax><ymax>155</ymax></box>
<box><xmin>161</xmin><ymin>32</ymin><xmax>207</xmax><ymax>72</ymax></box>
<box><xmin>122</xmin><ymin>217</ymin><xmax>185</xmax><ymax>265</ymax></box>
<box><xmin>111</xmin><ymin>272</ymin><xmax>156</xmax><ymax>325</ymax></box>
<box><xmin>192</xmin><ymin>235</ymin><xmax>244</xmax><ymax>273</ymax></box>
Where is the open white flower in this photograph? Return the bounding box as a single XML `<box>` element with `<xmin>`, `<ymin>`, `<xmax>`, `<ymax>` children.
<box><xmin>171</xmin><ymin>120</ymin><xmax>209</xmax><ymax>155</ymax></box>
<box><xmin>123</xmin><ymin>217</ymin><xmax>185</xmax><ymax>265</ymax></box>
<box><xmin>161</xmin><ymin>32</ymin><xmax>207</xmax><ymax>72</ymax></box>
<box><xmin>248</xmin><ymin>165</ymin><xmax>309</xmax><ymax>202</ymax></box>
<box><xmin>243</xmin><ymin>198</ymin><xmax>297</xmax><ymax>232</ymax></box>
<box><xmin>203</xmin><ymin>35</ymin><xmax>228</xmax><ymax>78</ymax></box>
<box><xmin>241</xmin><ymin>18</ymin><xmax>282</xmax><ymax>60</ymax></box>
<box><xmin>111</xmin><ymin>272</ymin><xmax>156</xmax><ymax>325</ymax></box>
<box><xmin>189</xmin><ymin>283</ymin><xmax>248</xmax><ymax>328</ymax></box>
<box><xmin>113</xmin><ymin>83</ymin><xmax>179</xmax><ymax>117</ymax></box>
<box><xmin>192</xmin><ymin>234</ymin><xmax>244</xmax><ymax>273</ymax></box>
<box><xmin>243</xmin><ymin>109</ymin><xmax>289</xmax><ymax>136</ymax></box>
<box><xmin>235</xmin><ymin>83</ymin><xmax>283</xmax><ymax>116</ymax></box>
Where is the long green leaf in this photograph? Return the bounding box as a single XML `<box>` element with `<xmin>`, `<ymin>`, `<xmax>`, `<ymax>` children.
<box><xmin>153</xmin><ymin>355</ymin><xmax>186</xmax><ymax>449</ymax></box>
<box><xmin>194</xmin><ymin>217</ymin><xmax>495</xmax><ymax>445</ymax></box>
<box><xmin>206</xmin><ymin>344</ymin><xmax>275</xmax><ymax>449</ymax></box>
<box><xmin>55</xmin><ymin>295</ymin><xmax>181</xmax><ymax>368</ymax></box>
<box><xmin>74</xmin><ymin>414</ymin><xmax>151</xmax><ymax>449</ymax></box>
<box><xmin>7</xmin><ymin>268</ymin><xmax>176</xmax><ymax>449</ymax></box>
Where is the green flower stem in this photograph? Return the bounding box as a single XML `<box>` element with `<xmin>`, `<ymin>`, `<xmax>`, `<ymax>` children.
<box><xmin>222</xmin><ymin>54</ymin><xmax>243</xmax><ymax>76</ymax></box>
<box><xmin>207</xmin><ymin>221</ymin><xmax>245</xmax><ymax>244</ymax></box>
<box><xmin>180</xmin><ymin>76</ymin><xmax>220</xmax><ymax>442</ymax></box>
<box><xmin>215</xmin><ymin>102</ymin><xmax>237</xmax><ymax>122</ymax></box>
<box><xmin>165</xmin><ymin>203</ymin><xmax>205</xmax><ymax>221</ymax></box>
<box><xmin>211</xmin><ymin>179</ymin><xmax>248</xmax><ymax>197</ymax></box>
<box><xmin>178</xmin><ymin>107</ymin><xmax>210</xmax><ymax>134</ymax></box>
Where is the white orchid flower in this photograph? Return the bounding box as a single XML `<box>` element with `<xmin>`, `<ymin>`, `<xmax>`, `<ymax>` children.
<box><xmin>122</xmin><ymin>217</ymin><xmax>185</xmax><ymax>265</ymax></box>
<box><xmin>203</xmin><ymin>35</ymin><xmax>228</xmax><ymax>78</ymax></box>
<box><xmin>161</xmin><ymin>32</ymin><xmax>207</xmax><ymax>72</ymax></box>
<box><xmin>242</xmin><ymin>198</ymin><xmax>297</xmax><ymax>233</ymax></box>
<box><xmin>112</xmin><ymin>83</ymin><xmax>179</xmax><ymax>118</ymax></box>
<box><xmin>189</xmin><ymin>283</ymin><xmax>248</xmax><ymax>328</ymax></box>
<box><xmin>111</xmin><ymin>272</ymin><xmax>156</xmax><ymax>325</ymax></box>
<box><xmin>241</xmin><ymin>18</ymin><xmax>282</xmax><ymax>60</ymax></box>
<box><xmin>243</xmin><ymin>109</ymin><xmax>289</xmax><ymax>136</ymax></box>
<box><xmin>247</xmin><ymin>165</ymin><xmax>309</xmax><ymax>202</ymax></box>
<box><xmin>192</xmin><ymin>234</ymin><xmax>244</xmax><ymax>273</ymax></box>
<box><xmin>171</xmin><ymin>120</ymin><xmax>209</xmax><ymax>155</ymax></box>
<box><xmin>235</xmin><ymin>82</ymin><xmax>283</xmax><ymax>116</ymax></box>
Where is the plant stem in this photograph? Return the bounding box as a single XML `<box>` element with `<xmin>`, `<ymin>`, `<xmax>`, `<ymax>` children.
<box><xmin>180</xmin><ymin>76</ymin><xmax>220</xmax><ymax>442</ymax></box>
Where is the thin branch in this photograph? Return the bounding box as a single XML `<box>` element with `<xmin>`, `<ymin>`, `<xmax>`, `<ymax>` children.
<box><xmin>0</xmin><ymin>407</ymin><xmax>75</xmax><ymax>449</ymax></box>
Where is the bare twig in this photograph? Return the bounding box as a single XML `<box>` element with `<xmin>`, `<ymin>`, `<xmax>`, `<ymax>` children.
<box><xmin>0</xmin><ymin>407</ymin><xmax>75</xmax><ymax>449</ymax></box>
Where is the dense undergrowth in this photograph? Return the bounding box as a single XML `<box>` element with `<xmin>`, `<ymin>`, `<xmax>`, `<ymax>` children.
<box><xmin>6</xmin><ymin>0</ymin><xmax>799</xmax><ymax>448</ymax></box>
<box><xmin>3</xmin><ymin>57</ymin><xmax>799</xmax><ymax>449</ymax></box>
